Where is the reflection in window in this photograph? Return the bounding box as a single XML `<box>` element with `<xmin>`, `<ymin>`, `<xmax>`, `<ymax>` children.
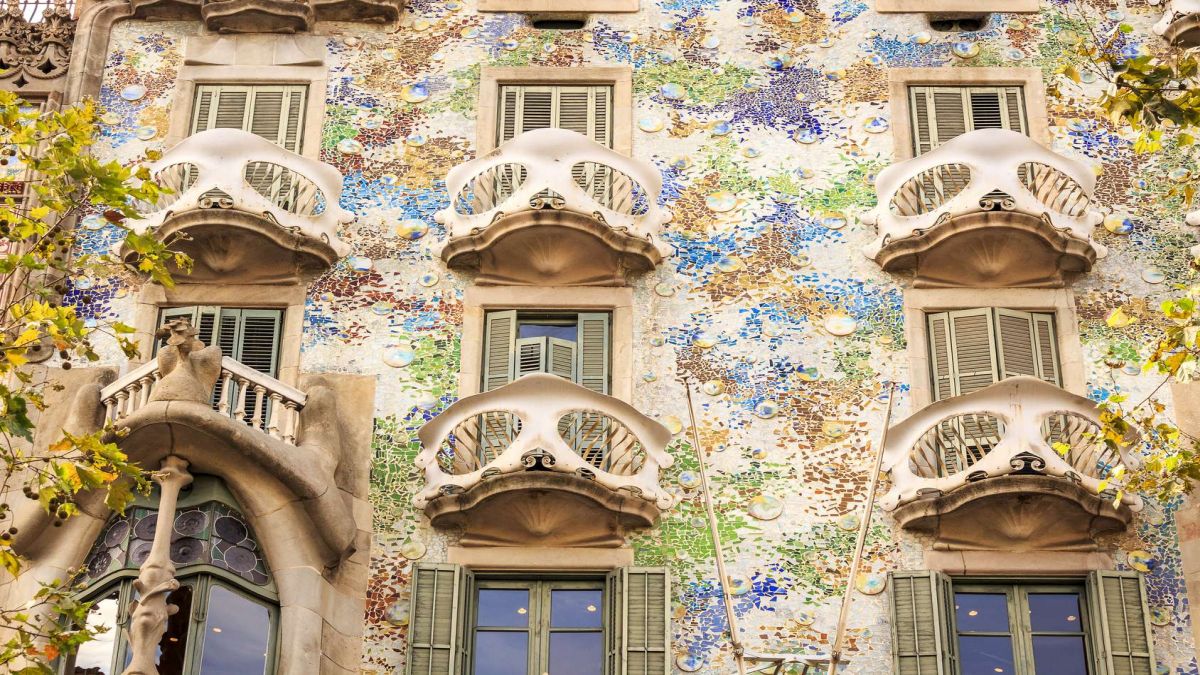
<box><xmin>72</xmin><ymin>592</ymin><xmax>118</xmax><ymax>675</ymax></box>
<box><xmin>472</xmin><ymin>581</ymin><xmax>605</xmax><ymax>675</ymax></box>
<box><xmin>954</xmin><ymin>584</ymin><xmax>1090</xmax><ymax>675</ymax></box>
<box><xmin>199</xmin><ymin>586</ymin><xmax>271</xmax><ymax>674</ymax></box>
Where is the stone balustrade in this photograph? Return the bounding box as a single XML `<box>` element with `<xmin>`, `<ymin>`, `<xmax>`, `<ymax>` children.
<box><xmin>101</xmin><ymin>355</ymin><xmax>307</xmax><ymax>445</ymax></box>
<box><xmin>1152</xmin><ymin>0</ymin><xmax>1200</xmax><ymax>45</ymax></box>
<box><xmin>137</xmin><ymin>128</ymin><xmax>353</xmax><ymax>260</ymax></box>
<box><xmin>879</xmin><ymin>376</ymin><xmax>1143</xmax><ymax>513</ymax></box>
<box><xmin>413</xmin><ymin>373</ymin><xmax>674</xmax><ymax>510</ymax></box>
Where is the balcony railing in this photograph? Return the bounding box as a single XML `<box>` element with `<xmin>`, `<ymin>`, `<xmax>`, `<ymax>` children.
<box><xmin>879</xmin><ymin>377</ymin><xmax>1142</xmax><ymax>512</ymax></box>
<box><xmin>100</xmin><ymin>357</ymin><xmax>307</xmax><ymax>445</ymax></box>
<box><xmin>862</xmin><ymin>129</ymin><xmax>1104</xmax><ymax>270</ymax></box>
<box><xmin>435</xmin><ymin>128</ymin><xmax>670</xmax><ymax>251</ymax></box>
<box><xmin>1154</xmin><ymin>0</ymin><xmax>1200</xmax><ymax>45</ymax></box>
<box><xmin>413</xmin><ymin>373</ymin><xmax>674</xmax><ymax>510</ymax></box>
<box><xmin>137</xmin><ymin>128</ymin><xmax>353</xmax><ymax>258</ymax></box>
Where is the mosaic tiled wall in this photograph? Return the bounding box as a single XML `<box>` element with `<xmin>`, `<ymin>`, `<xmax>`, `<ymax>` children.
<box><xmin>82</xmin><ymin>0</ymin><xmax>1200</xmax><ymax>672</ymax></box>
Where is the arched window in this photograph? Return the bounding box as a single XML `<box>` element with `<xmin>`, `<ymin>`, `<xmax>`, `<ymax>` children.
<box><xmin>63</xmin><ymin>476</ymin><xmax>278</xmax><ymax>675</ymax></box>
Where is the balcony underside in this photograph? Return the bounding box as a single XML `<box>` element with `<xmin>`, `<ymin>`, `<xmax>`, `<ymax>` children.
<box><xmin>424</xmin><ymin>472</ymin><xmax>660</xmax><ymax>548</ymax></box>
<box><xmin>201</xmin><ymin>0</ymin><xmax>314</xmax><ymax>33</ymax></box>
<box><xmin>1162</xmin><ymin>14</ymin><xmax>1200</xmax><ymax>46</ymax></box>
<box><xmin>893</xmin><ymin>475</ymin><xmax>1130</xmax><ymax>552</ymax></box>
<box><xmin>873</xmin><ymin>211</ymin><xmax>1097</xmax><ymax>288</ymax></box>
<box><xmin>125</xmin><ymin>209</ymin><xmax>341</xmax><ymax>284</ymax></box>
<box><xmin>103</xmin><ymin>400</ymin><xmax>355</xmax><ymax>565</ymax></box>
<box><xmin>440</xmin><ymin>210</ymin><xmax>663</xmax><ymax>286</ymax></box>
<box><xmin>129</xmin><ymin>0</ymin><xmax>399</xmax><ymax>30</ymax></box>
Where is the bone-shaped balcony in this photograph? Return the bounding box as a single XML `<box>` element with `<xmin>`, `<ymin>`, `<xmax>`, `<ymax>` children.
<box><xmin>880</xmin><ymin>377</ymin><xmax>1142</xmax><ymax>551</ymax></box>
<box><xmin>414</xmin><ymin>374</ymin><xmax>673</xmax><ymax>547</ymax></box>
<box><xmin>435</xmin><ymin>128</ymin><xmax>671</xmax><ymax>286</ymax></box>
<box><xmin>128</xmin><ymin>0</ymin><xmax>400</xmax><ymax>32</ymax></box>
<box><xmin>130</xmin><ymin>128</ymin><xmax>353</xmax><ymax>283</ymax></box>
<box><xmin>862</xmin><ymin>129</ymin><xmax>1105</xmax><ymax>288</ymax></box>
<box><xmin>101</xmin><ymin>356</ymin><xmax>307</xmax><ymax>445</ymax></box>
<box><xmin>1154</xmin><ymin>0</ymin><xmax>1200</xmax><ymax>46</ymax></box>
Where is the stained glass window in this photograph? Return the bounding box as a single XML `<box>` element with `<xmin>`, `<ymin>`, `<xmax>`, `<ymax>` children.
<box><xmin>63</xmin><ymin>476</ymin><xmax>278</xmax><ymax>675</ymax></box>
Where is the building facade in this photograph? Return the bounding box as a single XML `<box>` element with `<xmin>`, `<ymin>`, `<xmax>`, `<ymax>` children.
<box><xmin>5</xmin><ymin>0</ymin><xmax>1200</xmax><ymax>673</ymax></box>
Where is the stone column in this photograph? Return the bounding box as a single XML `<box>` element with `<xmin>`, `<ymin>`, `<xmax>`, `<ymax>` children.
<box><xmin>122</xmin><ymin>456</ymin><xmax>193</xmax><ymax>675</ymax></box>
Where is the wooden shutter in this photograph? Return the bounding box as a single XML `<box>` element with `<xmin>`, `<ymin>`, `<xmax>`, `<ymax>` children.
<box><xmin>231</xmin><ymin>309</ymin><xmax>283</xmax><ymax>377</ymax></box>
<box><xmin>995</xmin><ymin>309</ymin><xmax>1039</xmax><ymax>380</ymax></box>
<box><xmin>576</xmin><ymin>313</ymin><xmax>610</xmax><ymax>395</ymax></box>
<box><xmin>888</xmin><ymin>571</ymin><xmax>957</xmax><ymax>675</ymax></box>
<box><xmin>937</xmin><ymin>309</ymin><xmax>1000</xmax><ymax>398</ymax></box>
<box><xmin>482</xmin><ymin>310</ymin><xmax>517</xmax><ymax>392</ymax></box>
<box><xmin>496</xmin><ymin>84</ymin><xmax>613</xmax><ymax>147</ymax></box>
<box><xmin>927</xmin><ymin>312</ymin><xmax>955</xmax><ymax>402</ymax></box>
<box><xmin>192</xmin><ymin>84</ymin><xmax>306</xmax><ymax>150</ymax></box>
<box><xmin>607</xmin><ymin>567</ymin><xmax>669</xmax><ymax>675</ymax></box>
<box><xmin>1087</xmin><ymin>571</ymin><xmax>1155</xmax><ymax>675</ymax></box>
<box><xmin>406</xmin><ymin>563</ymin><xmax>473</xmax><ymax>675</ymax></box>
<box><xmin>515</xmin><ymin>337</ymin><xmax>547</xmax><ymax>378</ymax></box>
<box><xmin>547</xmin><ymin>337</ymin><xmax>577</xmax><ymax>381</ymax></box>
<box><xmin>909</xmin><ymin>86</ymin><xmax>1027</xmax><ymax>155</ymax></box>
<box><xmin>1031</xmin><ymin>313</ymin><xmax>1061</xmax><ymax>386</ymax></box>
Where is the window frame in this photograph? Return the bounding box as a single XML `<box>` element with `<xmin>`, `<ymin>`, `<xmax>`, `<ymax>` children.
<box><xmin>477</xmin><ymin>67</ymin><xmax>633</xmax><ymax>156</ymax></box>
<box><xmin>459</xmin><ymin>286</ymin><xmax>633</xmax><ymax>402</ymax></box>
<box><xmin>924</xmin><ymin>307</ymin><xmax>1062</xmax><ymax>401</ymax></box>
<box><xmin>888</xmin><ymin>68</ymin><xmax>1049</xmax><ymax>161</ymax></box>
<box><xmin>874</xmin><ymin>0</ymin><xmax>1038</xmax><ymax>13</ymax></box>
<box><xmin>903</xmin><ymin>288</ymin><xmax>1084</xmax><ymax>409</ymax></box>
<box><xmin>477</xmin><ymin>0</ymin><xmax>638</xmax><ymax>13</ymax></box>
<box><xmin>483</xmin><ymin>309</ymin><xmax>611</xmax><ymax>393</ymax></box>
<box><xmin>470</xmin><ymin>576</ymin><xmax>607</xmax><ymax>675</ymax></box>
<box><xmin>952</xmin><ymin>578</ymin><xmax>1095</xmax><ymax>675</ymax></box>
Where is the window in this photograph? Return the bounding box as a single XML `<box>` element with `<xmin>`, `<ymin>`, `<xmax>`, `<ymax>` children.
<box><xmin>407</xmin><ymin>564</ymin><xmax>669</xmax><ymax>675</ymax></box>
<box><xmin>909</xmin><ymin>85</ymin><xmax>1027</xmax><ymax>156</ymax></box>
<box><xmin>889</xmin><ymin>571</ymin><xmax>1156</xmax><ymax>675</ymax></box>
<box><xmin>472</xmin><ymin>580</ymin><xmax>604</xmax><ymax>675</ymax></box>
<box><xmin>190</xmin><ymin>84</ymin><xmax>307</xmax><ymax>152</ymax></box>
<box><xmin>62</xmin><ymin>476</ymin><xmax>278</xmax><ymax>675</ymax></box>
<box><xmin>483</xmin><ymin>311</ymin><xmax>610</xmax><ymax>394</ymax></box>
<box><xmin>156</xmin><ymin>306</ymin><xmax>283</xmax><ymax>377</ymax></box>
<box><xmin>926</xmin><ymin>308</ymin><xmax>1060</xmax><ymax>401</ymax></box>
<box><xmin>497</xmin><ymin>84</ymin><xmax>612</xmax><ymax>148</ymax></box>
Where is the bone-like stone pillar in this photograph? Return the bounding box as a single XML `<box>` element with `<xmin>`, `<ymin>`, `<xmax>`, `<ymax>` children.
<box><xmin>122</xmin><ymin>456</ymin><xmax>193</xmax><ymax>675</ymax></box>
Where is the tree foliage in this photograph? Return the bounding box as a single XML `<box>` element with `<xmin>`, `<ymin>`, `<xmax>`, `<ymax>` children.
<box><xmin>0</xmin><ymin>92</ymin><xmax>183</xmax><ymax>672</ymax></box>
<box><xmin>1052</xmin><ymin>3</ymin><xmax>1200</xmax><ymax>504</ymax></box>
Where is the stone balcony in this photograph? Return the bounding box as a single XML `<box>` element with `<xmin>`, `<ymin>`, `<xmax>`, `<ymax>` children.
<box><xmin>129</xmin><ymin>0</ymin><xmax>400</xmax><ymax>32</ymax></box>
<box><xmin>880</xmin><ymin>377</ymin><xmax>1142</xmax><ymax>551</ymax></box>
<box><xmin>435</xmin><ymin>128</ymin><xmax>671</xmax><ymax>286</ymax></box>
<box><xmin>414</xmin><ymin>374</ymin><xmax>674</xmax><ymax>547</ymax></box>
<box><xmin>1153</xmin><ymin>0</ymin><xmax>1200</xmax><ymax>46</ymax></box>
<box><xmin>102</xmin><ymin>354</ymin><xmax>307</xmax><ymax>445</ymax></box>
<box><xmin>862</xmin><ymin>129</ymin><xmax>1105</xmax><ymax>288</ymax></box>
<box><xmin>131</xmin><ymin>128</ymin><xmax>353</xmax><ymax>283</ymax></box>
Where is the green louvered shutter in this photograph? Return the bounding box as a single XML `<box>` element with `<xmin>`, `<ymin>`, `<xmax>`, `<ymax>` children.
<box><xmin>927</xmin><ymin>312</ymin><xmax>955</xmax><ymax>402</ymax></box>
<box><xmin>406</xmin><ymin>563</ymin><xmax>473</xmax><ymax>675</ymax></box>
<box><xmin>1088</xmin><ymin>571</ymin><xmax>1155</xmax><ymax>675</ymax></box>
<box><xmin>926</xmin><ymin>309</ymin><xmax>1000</xmax><ymax>401</ymax></box>
<box><xmin>496</xmin><ymin>84</ymin><xmax>613</xmax><ymax>147</ymax></box>
<box><xmin>888</xmin><ymin>571</ymin><xmax>957</xmax><ymax>675</ymax></box>
<box><xmin>909</xmin><ymin>86</ymin><xmax>1027</xmax><ymax>155</ymax></box>
<box><xmin>576</xmin><ymin>313</ymin><xmax>610</xmax><ymax>395</ymax></box>
<box><xmin>607</xmin><ymin>567</ymin><xmax>669</xmax><ymax>675</ymax></box>
<box><xmin>515</xmin><ymin>336</ymin><xmax>547</xmax><ymax>379</ymax></box>
<box><xmin>1031</xmin><ymin>312</ymin><xmax>1061</xmax><ymax>386</ymax></box>
<box><xmin>191</xmin><ymin>84</ymin><xmax>306</xmax><ymax>150</ymax></box>
<box><xmin>483</xmin><ymin>310</ymin><xmax>517</xmax><ymax>392</ymax></box>
<box><xmin>995</xmin><ymin>309</ymin><xmax>1061</xmax><ymax>385</ymax></box>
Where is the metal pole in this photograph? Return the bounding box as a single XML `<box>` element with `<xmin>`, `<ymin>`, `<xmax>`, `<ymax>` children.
<box><xmin>828</xmin><ymin>382</ymin><xmax>897</xmax><ymax>674</ymax></box>
<box><xmin>682</xmin><ymin>375</ymin><xmax>747</xmax><ymax>675</ymax></box>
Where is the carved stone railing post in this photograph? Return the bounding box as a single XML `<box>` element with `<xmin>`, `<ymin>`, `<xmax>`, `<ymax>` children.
<box><xmin>122</xmin><ymin>456</ymin><xmax>194</xmax><ymax>675</ymax></box>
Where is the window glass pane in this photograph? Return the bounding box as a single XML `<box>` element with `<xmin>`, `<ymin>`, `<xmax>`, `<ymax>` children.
<box><xmin>1028</xmin><ymin>593</ymin><xmax>1083</xmax><ymax>632</ymax></box>
<box><xmin>548</xmin><ymin>633</ymin><xmax>603</xmax><ymax>675</ymax></box>
<box><xmin>518</xmin><ymin>323</ymin><xmax>577</xmax><ymax>342</ymax></box>
<box><xmin>473</xmin><ymin>632</ymin><xmax>528</xmax><ymax>675</ymax></box>
<box><xmin>72</xmin><ymin>591</ymin><xmax>119</xmax><ymax>674</ymax></box>
<box><xmin>477</xmin><ymin>589</ymin><xmax>530</xmax><ymax>627</ymax></box>
<box><xmin>958</xmin><ymin>636</ymin><xmax>1016</xmax><ymax>675</ymax></box>
<box><xmin>955</xmin><ymin>593</ymin><xmax>1010</xmax><ymax>633</ymax></box>
<box><xmin>1032</xmin><ymin>636</ymin><xmax>1088</xmax><ymax>675</ymax></box>
<box><xmin>551</xmin><ymin>590</ymin><xmax>603</xmax><ymax>628</ymax></box>
<box><xmin>198</xmin><ymin>585</ymin><xmax>271</xmax><ymax>675</ymax></box>
<box><xmin>157</xmin><ymin>584</ymin><xmax>193</xmax><ymax>675</ymax></box>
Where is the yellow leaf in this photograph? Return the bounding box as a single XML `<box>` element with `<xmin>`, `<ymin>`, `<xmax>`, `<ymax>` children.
<box><xmin>1106</xmin><ymin>307</ymin><xmax>1135</xmax><ymax>328</ymax></box>
<box><xmin>47</xmin><ymin>438</ymin><xmax>71</xmax><ymax>453</ymax></box>
<box><xmin>5</xmin><ymin>350</ymin><xmax>28</xmax><ymax>367</ymax></box>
